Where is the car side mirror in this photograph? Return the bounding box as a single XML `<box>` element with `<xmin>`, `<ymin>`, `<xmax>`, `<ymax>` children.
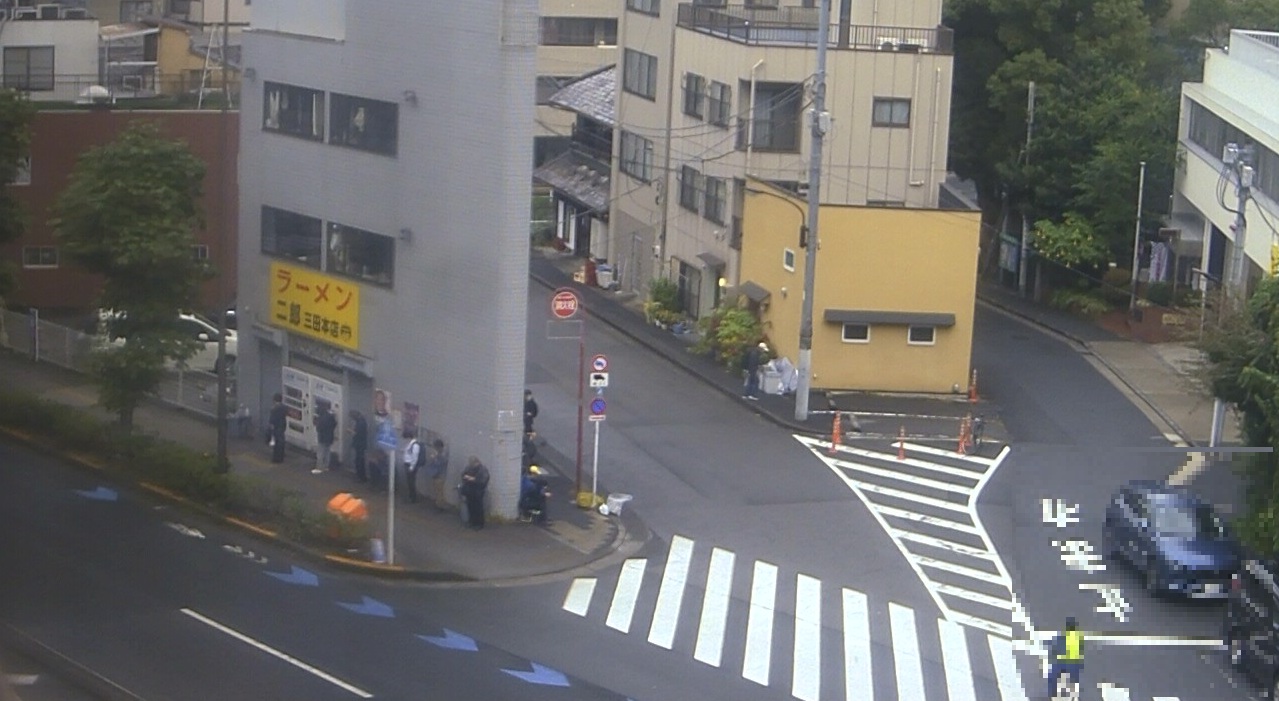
<box><xmin>197</xmin><ymin>333</ymin><xmax>211</xmax><ymax>342</ymax></box>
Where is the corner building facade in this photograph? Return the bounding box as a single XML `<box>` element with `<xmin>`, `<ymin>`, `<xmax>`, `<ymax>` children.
<box><xmin>236</xmin><ymin>0</ymin><xmax>537</xmax><ymax>517</ymax></box>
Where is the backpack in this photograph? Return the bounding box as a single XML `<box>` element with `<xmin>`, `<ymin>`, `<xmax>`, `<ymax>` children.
<box><xmin>413</xmin><ymin>440</ymin><xmax>427</xmax><ymax>469</ymax></box>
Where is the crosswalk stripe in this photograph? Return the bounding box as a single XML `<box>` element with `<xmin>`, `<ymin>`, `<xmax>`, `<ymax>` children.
<box><xmin>693</xmin><ymin>547</ymin><xmax>735</xmax><ymax>668</ymax></box>
<box><xmin>950</xmin><ymin>611</ymin><xmax>1013</xmax><ymax>639</ymax></box>
<box><xmin>842</xmin><ymin>589</ymin><xmax>873</xmax><ymax>701</ymax></box>
<box><xmin>792</xmin><ymin>574</ymin><xmax>822</xmax><ymax>701</ymax></box>
<box><xmin>876</xmin><ymin>504</ymin><xmax>982</xmax><ymax>535</ymax></box>
<box><xmin>888</xmin><ymin>603</ymin><xmax>927</xmax><ymax>701</ymax></box>
<box><xmin>605</xmin><ymin>558</ymin><xmax>646</xmax><ymax>633</ymax></box>
<box><xmin>1152</xmin><ymin>697</ymin><xmax>1181</xmax><ymax>700</ymax></box>
<box><xmin>836</xmin><ymin>459</ymin><xmax>976</xmax><ymax>495</ymax></box>
<box><xmin>898</xmin><ymin>441</ymin><xmax>995</xmax><ymax>465</ymax></box>
<box><xmin>987</xmin><ymin>634</ymin><xmax>1029</xmax><ymax>701</ymax></box>
<box><xmin>938</xmin><ymin>619</ymin><xmax>978</xmax><ymax>701</ymax></box>
<box><xmin>647</xmin><ymin>535</ymin><xmax>695</xmax><ymax>649</ymax></box>
<box><xmin>913</xmin><ymin>554</ymin><xmax>1007</xmax><ymax>586</ymax></box>
<box><xmin>742</xmin><ymin>561</ymin><xmax>779</xmax><ymax>686</ymax></box>
<box><xmin>852</xmin><ymin>480</ymin><xmax>971</xmax><ymax>513</ymax></box>
<box><xmin>562</xmin><ymin>578</ymin><xmax>597</xmax><ymax>617</ymax></box>
<box><xmin>831</xmin><ymin>444</ymin><xmax>985</xmax><ymax>482</ymax></box>
<box><xmin>891</xmin><ymin>527</ymin><xmax>998</xmax><ymax>559</ymax></box>
<box><xmin>934</xmin><ymin>582</ymin><xmax>1015</xmax><ymax>612</ymax></box>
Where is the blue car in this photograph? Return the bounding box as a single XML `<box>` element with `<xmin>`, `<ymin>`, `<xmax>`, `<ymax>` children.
<box><xmin>1102</xmin><ymin>480</ymin><xmax>1241</xmax><ymax>598</ymax></box>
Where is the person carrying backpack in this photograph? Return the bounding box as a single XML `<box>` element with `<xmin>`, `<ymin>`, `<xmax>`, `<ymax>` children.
<box><xmin>402</xmin><ymin>431</ymin><xmax>426</xmax><ymax>504</ymax></box>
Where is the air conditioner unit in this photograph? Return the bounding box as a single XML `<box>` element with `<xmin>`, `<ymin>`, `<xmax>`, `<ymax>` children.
<box><xmin>12</xmin><ymin>7</ymin><xmax>38</xmax><ymax>19</ymax></box>
<box><xmin>60</xmin><ymin>6</ymin><xmax>88</xmax><ymax>18</ymax></box>
<box><xmin>121</xmin><ymin>75</ymin><xmax>143</xmax><ymax>90</ymax></box>
<box><xmin>36</xmin><ymin>3</ymin><xmax>59</xmax><ymax>18</ymax></box>
<box><xmin>877</xmin><ymin>37</ymin><xmax>898</xmax><ymax>50</ymax></box>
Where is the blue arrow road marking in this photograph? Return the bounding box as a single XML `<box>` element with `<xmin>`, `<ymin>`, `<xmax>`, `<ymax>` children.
<box><xmin>416</xmin><ymin>629</ymin><xmax>478</xmax><ymax>652</ymax></box>
<box><xmin>336</xmin><ymin>596</ymin><xmax>394</xmax><ymax>618</ymax></box>
<box><xmin>75</xmin><ymin>486</ymin><xmax>118</xmax><ymax>501</ymax></box>
<box><xmin>501</xmin><ymin>663</ymin><xmax>570</xmax><ymax>687</ymax></box>
<box><xmin>266</xmin><ymin>566</ymin><xmax>319</xmax><ymax>587</ymax></box>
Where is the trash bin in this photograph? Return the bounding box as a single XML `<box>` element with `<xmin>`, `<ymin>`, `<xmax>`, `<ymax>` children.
<box><xmin>597</xmin><ymin>265</ymin><xmax>614</xmax><ymax>289</ymax></box>
<box><xmin>602</xmin><ymin>493</ymin><xmax>633</xmax><ymax>516</ymax></box>
<box><xmin>761</xmin><ymin>369</ymin><xmax>782</xmax><ymax>395</ymax></box>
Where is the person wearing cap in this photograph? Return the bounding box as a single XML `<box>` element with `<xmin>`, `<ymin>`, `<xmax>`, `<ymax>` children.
<box><xmin>742</xmin><ymin>341</ymin><xmax>768</xmax><ymax>400</ymax></box>
<box><xmin>519</xmin><ymin>464</ymin><xmax>551</xmax><ymax>524</ymax></box>
<box><xmin>1047</xmin><ymin>617</ymin><xmax>1084</xmax><ymax>699</ymax></box>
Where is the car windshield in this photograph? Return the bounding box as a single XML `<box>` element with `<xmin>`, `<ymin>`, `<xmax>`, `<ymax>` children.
<box><xmin>1154</xmin><ymin>503</ymin><xmax>1224</xmax><ymax>539</ymax></box>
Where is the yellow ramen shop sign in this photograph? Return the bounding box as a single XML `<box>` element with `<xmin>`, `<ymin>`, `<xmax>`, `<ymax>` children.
<box><xmin>269</xmin><ymin>262</ymin><xmax>360</xmax><ymax>351</ymax></box>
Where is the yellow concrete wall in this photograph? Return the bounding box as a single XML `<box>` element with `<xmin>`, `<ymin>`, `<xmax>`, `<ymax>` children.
<box><xmin>157</xmin><ymin>26</ymin><xmax>235</xmax><ymax>94</ymax></box>
<box><xmin>739</xmin><ymin>182</ymin><xmax>979</xmax><ymax>393</ymax></box>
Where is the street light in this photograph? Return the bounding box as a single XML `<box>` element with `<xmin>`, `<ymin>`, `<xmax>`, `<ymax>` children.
<box><xmin>1190</xmin><ymin>267</ymin><xmax>1221</xmax><ymax>344</ymax></box>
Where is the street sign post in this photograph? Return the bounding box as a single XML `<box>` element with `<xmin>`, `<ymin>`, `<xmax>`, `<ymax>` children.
<box><xmin>589</xmin><ymin>372</ymin><xmax>609</xmax><ymax>388</ymax></box>
<box><xmin>548</xmin><ymin>288</ymin><xmax>586</xmax><ymax>499</ymax></box>
<box><xmin>588</xmin><ymin>396</ymin><xmax>606</xmax><ymax>504</ymax></box>
<box><xmin>591</xmin><ymin>354</ymin><xmax>609</xmax><ymax>372</ymax></box>
<box><xmin>552</xmin><ymin>288</ymin><xmax>580</xmax><ymax>320</ymax></box>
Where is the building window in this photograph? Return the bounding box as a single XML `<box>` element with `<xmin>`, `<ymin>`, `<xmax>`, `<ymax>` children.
<box><xmin>683</xmin><ymin>73</ymin><xmax>705</xmax><ymax>119</ymax></box>
<box><xmin>327</xmin><ymin>222</ymin><xmax>394</xmax><ymax>287</ymax></box>
<box><xmin>872</xmin><ymin>98</ymin><xmax>912</xmax><ymax>128</ymax></box>
<box><xmin>13</xmin><ymin>155</ymin><xmax>31</xmax><ymax>186</ymax></box>
<box><xmin>842</xmin><ymin>323</ymin><xmax>870</xmax><ymax>343</ymax></box>
<box><xmin>21</xmin><ymin>246</ymin><xmax>57</xmax><ymax>268</ymax></box>
<box><xmin>192</xmin><ymin>244</ymin><xmax>209</xmax><ymax>261</ymax></box>
<box><xmin>704</xmin><ymin>176</ymin><xmax>726</xmax><ymax>224</ymax></box>
<box><xmin>908</xmin><ymin>325</ymin><xmax>936</xmax><ymax>345</ymax></box>
<box><xmin>619</xmin><ymin>130</ymin><xmax>654</xmax><ymax>182</ymax></box>
<box><xmin>623</xmin><ymin>49</ymin><xmax>658</xmax><ymax>100</ymax></box>
<box><xmin>540</xmin><ymin>17</ymin><xmax>618</xmax><ymax>46</ymax></box>
<box><xmin>679</xmin><ymin>165</ymin><xmax>702</xmax><ymax>212</ymax></box>
<box><xmin>1187</xmin><ymin>99</ymin><xmax>1279</xmax><ymax>203</ymax></box>
<box><xmin>783</xmin><ymin>248</ymin><xmax>796</xmax><ymax>271</ymax></box>
<box><xmin>329</xmin><ymin>93</ymin><xmax>398</xmax><ymax>156</ymax></box>
<box><xmin>626</xmin><ymin>0</ymin><xmax>659</xmax><ymax>16</ymax></box>
<box><xmin>708</xmin><ymin>81</ymin><xmax>732</xmax><ymax>127</ymax></box>
<box><xmin>740</xmin><ymin>82</ymin><xmax>801</xmax><ymax>152</ymax></box>
<box><xmin>261</xmin><ymin>206</ymin><xmax>322</xmax><ymax>267</ymax></box>
<box><xmin>263</xmin><ymin>82</ymin><xmax>325</xmax><ymax>140</ymax></box>
<box><xmin>2</xmin><ymin>46</ymin><xmax>55</xmax><ymax>92</ymax></box>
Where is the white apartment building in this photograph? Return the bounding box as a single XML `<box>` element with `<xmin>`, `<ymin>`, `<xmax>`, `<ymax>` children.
<box><xmin>1172</xmin><ymin>29</ymin><xmax>1279</xmax><ymax>292</ymax></box>
<box><xmin>0</xmin><ymin>9</ymin><xmax>99</xmax><ymax>102</ymax></box>
<box><xmin>604</xmin><ymin>0</ymin><xmax>954</xmax><ymax>316</ymax></box>
<box><xmin>534</xmin><ymin>0</ymin><xmax>619</xmax><ymax>164</ymax></box>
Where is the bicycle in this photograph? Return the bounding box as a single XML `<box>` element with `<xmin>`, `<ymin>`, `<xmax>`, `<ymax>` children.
<box><xmin>971</xmin><ymin>414</ymin><xmax>986</xmax><ymax>450</ymax></box>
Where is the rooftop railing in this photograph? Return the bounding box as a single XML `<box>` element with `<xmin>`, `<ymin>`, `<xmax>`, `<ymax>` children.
<box><xmin>677</xmin><ymin>4</ymin><xmax>953</xmax><ymax>53</ymax></box>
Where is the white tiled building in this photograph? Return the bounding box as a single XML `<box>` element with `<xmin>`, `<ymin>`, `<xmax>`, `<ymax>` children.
<box><xmin>0</xmin><ymin>10</ymin><xmax>99</xmax><ymax>102</ymax></box>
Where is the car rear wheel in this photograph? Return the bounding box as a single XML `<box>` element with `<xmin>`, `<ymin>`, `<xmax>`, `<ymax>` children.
<box><xmin>1101</xmin><ymin>529</ymin><xmax>1120</xmax><ymax>561</ymax></box>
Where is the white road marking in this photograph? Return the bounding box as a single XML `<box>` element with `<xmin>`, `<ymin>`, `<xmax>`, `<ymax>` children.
<box><xmin>913</xmin><ymin>554</ymin><xmax>1005</xmax><ymax>585</ymax></box>
<box><xmin>180</xmin><ymin>608</ymin><xmax>373</xmax><ymax>698</ymax></box>
<box><xmin>950</xmin><ymin>611</ymin><xmax>1013</xmax><ymax>640</ymax></box>
<box><xmin>934</xmin><ymin>582</ymin><xmax>1016</xmax><ymax>611</ymax></box>
<box><xmin>1099</xmin><ymin>681</ymin><xmax>1133</xmax><ymax>700</ymax></box>
<box><xmin>562</xmin><ymin>578</ymin><xmax>596</xmax><ymax>617</ymax></box>
<box><xmin>888</xmin><ymin>603</ymin><xmax>926</xmax><ymax>701</ymax></box>
<box><xmin>647</xmin><ymin>535</ymin><xmax>694</xmax><ymax>649</ymax></box>
<box><xmin>1152</xmin><ymin>697</ymin><xmax>1183</xmax><ymax>700</ymax></box>
<box><xmin>849</xmin><ymin>480</ymin><xmax>971</xmax><ymax>513</ymax></box>
<box><xmin>605</xmin><ymin>558</ymin><xmax>646</xmax><ymax>633</ymax></box>
<box><xmin>742</xmin><ymin>561</ymin><xmax>778</xmax><ymax>686</ymax></box>
<box><xmin>834</xmin><ymin>444</ymin><xmax>986</xmax><ymax>481</ymax></box>
<box><xmin>938</xmin><ymin>619</ymin><xmax>977</xmax><ymax>701</ymax></box>
<box><xmin>1084</xmin><ymin>634</ymin><xmax>1223</xmax><ymax>647</ymax></box>
<box><xmin>842</xmin><ymin>588</ymin><xmax>872</xmax><ymax>701</ymax></box>
<box><xmin>6</xmin><ymin>674</ymin><xmax>38</xmax><ymax>685</ymax></box>
<box><xmin>1168</xmin><ymin>452</ymin><xmax>1209</xmax><ymax>487</ymax></box>
<box><xmin>166</xmin><ymin>522</ymin><xmax>205</xmax><ymax>539</ymax></box>
<box><xmin>692</xmin><ymin>547</ymin><xmax>735</xmax><ymax>668</ymax></box>
<box><xmin>898</xmin><ymin>441</ymin><xmax>995</xmax><ymax>465</ymax></box>
<box><xmin>836</xmin><ymin>459</ymin><xmax>975</xmax><ymax>494</ymax></box>
<box><xmin>891</xmin><ymin>527</ymin><xmax>998</xmax><ymax>559</ymax></box>
<box><xmin>987</xmin><ymin>633</ymin><xmax>1029</xmax><ymax>701</ymax></box>
<box><xmin>876</xmin><ymin>504</ymin><xmax>983</xmax><ymax>535</ymax></box>
<box><xmin>792</xmin><ymin>574</ymin><xmax>821</xmax><ymax>701</ymax></box>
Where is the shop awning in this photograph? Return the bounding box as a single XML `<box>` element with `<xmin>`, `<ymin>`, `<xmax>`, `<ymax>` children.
<box><xmin>823</xmin><ymin>309</ymin><xmax>955</xmax><ymax>326</ymax></box>
<box><xmin>738</xmin><ymin>280</ymin><xmax>771</xmax><ymax>303</ymax></box>
<box><xmin>697</xmin><ymin>251</ymin><xmax>726</xmax><ymax>269</ymax></box>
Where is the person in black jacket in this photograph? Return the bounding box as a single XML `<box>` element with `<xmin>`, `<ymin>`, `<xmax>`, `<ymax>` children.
<box><xmin>742</xmin><ymin>342</ymin><xmax>767</xmax><ymax>400</ymax></box>
<box><xmin>348</xmin><ymin>410</ymin><xmax>368</xmax><ymax>482</ymax></box>
<box><xmin>268</xmin><ymin>393</ymin><xmax>287</xmax><ymax>463</ymax></box>
<box><xmin>312</xmin><ymin>403</ymin><xmax>337</xmax><ymax>474</ymax></box>
<box><xmin>523</xmin><ymin>389</ymin><xmax>539</xmax><ymax>434</ymax></box>
<box><xmin>460</xmin><ymin>456</ymin><xmax>490</xmax><ymax>529</ymax></box>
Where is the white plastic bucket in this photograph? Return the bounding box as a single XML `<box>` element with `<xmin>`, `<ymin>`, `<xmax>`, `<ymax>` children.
<box><xmin>603</xmin><ymin>493</ymin><xmax>633</xmax><ymax>516</ymax></box>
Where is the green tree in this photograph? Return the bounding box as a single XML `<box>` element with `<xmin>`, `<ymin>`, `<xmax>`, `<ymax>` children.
<box><xmin>1031</xmin><ymin>213</ymin><xmax>1109</xmax><ymax>267</ymax></box>
<box><xmin>1201</xmin><ymin>277</ymin><xmax>1279</xmax><ymax>555</ymax></box>
<box><xmin>0</xmin><ymin>90</ymin><xmax>35</xmax><ymax>300</ymax></box>
<box><xmin>50</xmin><ymin>122</ymin><xmax>210</xmax><ymax>429</ymax></box>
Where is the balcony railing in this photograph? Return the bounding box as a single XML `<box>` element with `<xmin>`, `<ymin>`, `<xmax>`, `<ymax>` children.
<box><xmin>677</xmin><ymin>4</ymin><xmax>953</xmax><ymax>53</ymax></box>
<box><xmin>9</xmin><ymin>72</ymin><xmax>241</xmax><ymax>108</ymax></box>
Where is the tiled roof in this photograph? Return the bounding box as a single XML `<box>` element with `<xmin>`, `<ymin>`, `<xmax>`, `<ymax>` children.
<box><xmin>548</xmin><ymin>65</ymin><xmax>616</xmax><ymax>128</ymax></box>
<box><xmin>533</xmin><ymin>149</ymin><xmax>611</xmax><ymax>214</ymax></box>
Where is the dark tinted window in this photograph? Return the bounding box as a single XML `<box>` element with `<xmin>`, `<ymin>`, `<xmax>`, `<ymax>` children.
<box><xmin>329</xmin><ymin>93</ymin><xmax>398</xmax><ymax>156</ymax></box>
<box><xmin>1154</xmin><ymin>503</ymin><xmax>1224</xmax><ymax>539</ymax></box>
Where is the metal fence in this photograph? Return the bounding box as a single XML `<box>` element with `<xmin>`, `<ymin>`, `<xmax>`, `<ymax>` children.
<box><xmin>0</xmin><ymin>308</ymin><xmax>234</xmax><ymax>420</ymax></box>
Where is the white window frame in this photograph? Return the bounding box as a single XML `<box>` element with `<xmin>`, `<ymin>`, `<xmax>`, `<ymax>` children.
<box><xmin>192</xmin><ymin>244</ymin><xmax>210</xmax><ymax>260</ymax></box>
<box><xmin>21</xmin><ymin>245</ymin><xmax>57</xmax><ymax>268</ymax></box>
<box><xmin>907</xmin><ymin>325</ymin><xmax>936</xmax><ymax>345</ymax></box>
<box><xmin>783</xmin><ymin>248</ymin><xmax>796</xmax><ymax>271</ymax></box>
<box><xmin>872</xmin><ymin>97</ymin><xmax>912</xmax><ymax>128</ymax></box>
<box><xmin>841</xmin><ymin>323</ymin><xmax>870</xmax><ymax>343</ymax></box>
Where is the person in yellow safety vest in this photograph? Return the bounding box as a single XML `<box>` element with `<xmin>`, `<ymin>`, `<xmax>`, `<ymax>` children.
<box><xmin>1047</xmin><ymin>617</ymin><xmax>1085</xmax><ymax>699</ymax></box>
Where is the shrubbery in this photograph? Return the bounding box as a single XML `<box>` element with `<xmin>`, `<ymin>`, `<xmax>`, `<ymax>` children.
<box><xmin>693</xmin><ymin>304</ymin><xmax>765</xmax><ymax>372</ymax></box>
<box><xmin>1049</xmin><ymin>288</ymin><xmax>1111</xmax><ymax>317</ymax></box>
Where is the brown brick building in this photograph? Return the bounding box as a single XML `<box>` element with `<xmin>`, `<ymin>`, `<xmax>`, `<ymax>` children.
<box><xmin>3</xmin><ymin>108</ymin><xmax>239</xmax><ymax>317</ymax></box>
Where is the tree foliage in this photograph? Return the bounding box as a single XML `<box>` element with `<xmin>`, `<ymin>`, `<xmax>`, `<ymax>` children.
<box><xmin>0</xmin><ymin>90</ymin><xmax>35</xmax><ymax>300</ymax></box>
<box><xmin>1201</xmin><ymin>277</ymin><xmax>1279</xmax><ymax>555</ymax></box>
<box><xmin>1032</xmin><ymin>213</ymin><xmax>1109</xmax><ymax>267</ymax></box>
<box><xmin>50</xmin><ymin>122</ymin><xmax>210</xmax><ymax>428</ymax></box>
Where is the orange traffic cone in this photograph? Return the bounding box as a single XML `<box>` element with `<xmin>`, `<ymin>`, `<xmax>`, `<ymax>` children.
<box><xmin>897</xmin><ymin>425</ymin><xmax>906</xmax><ymax>461</ymax></box>
<box><xmin>829</xmin><ymin>412</ymin><xmax>843</xmax><ymax>455</ymax></box>
<box><xmin>956</xmin><ymin>416</ymin><xmax>971</xmax><ymax>456</ymax></box>
<box><xmin>968</xmin><ymin>369</ymin><xmax>979</xmax><ymax>403</ymax></box>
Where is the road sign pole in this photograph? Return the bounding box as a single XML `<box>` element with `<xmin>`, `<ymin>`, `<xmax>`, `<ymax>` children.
<box><xmin>575</xmin><ymin>331</ymin><xmax>585</xmax><ymax>499</ymax></box>
<box><xmin>591</xmin><ymin>416</ymin><xmax>601</xmax><ymax>504</ymax></box>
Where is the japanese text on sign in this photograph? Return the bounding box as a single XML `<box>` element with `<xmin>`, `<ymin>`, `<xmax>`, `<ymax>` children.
<box><xmin>269</xmin><ymin>262</ymin><xmax>360</xmax><ymax>351</ymax></box>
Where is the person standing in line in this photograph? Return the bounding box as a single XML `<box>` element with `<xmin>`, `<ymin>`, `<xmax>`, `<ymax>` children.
<box><xmin>523</xmin><ymin>389</ymin><xmax>539</xmax><ymax>434</ymax></box>
<box><xmin>401</xmin><ymin>431</ymin><xmax>424</xmax><ymax>503</ymax></box>
<box><xmin>312</xmin><ymin>403</ymin><xmax>337</xmax><ymax>474</ymax></box>
<box><xmin>425</xmin><ymin>438</ymin><xmax>450</xmax><ymax>510</ymax></box>
<box><xmin>460</xmin><ymin>456</ymin><xmax>490</xmax><ymax>530</ymax></box>
<box><xmin>268</xmin><ymin>393</ymin><xmax>287</xmax><ymax>463</ymax></box>
<box><xmin>742</xmin><ymin>342</ymin><xmax>766</xmax><ymax>400</ymax></box>
<box><xmin>348</xmin><ymin>409</ymin><xmax>368</xmax><ymax>482</ymax></box>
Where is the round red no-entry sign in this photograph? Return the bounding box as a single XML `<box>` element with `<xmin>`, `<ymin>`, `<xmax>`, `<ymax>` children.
<box><xmin>551</xmin><ymin>289</ymin><xmax>580</xmax><ymax>319</ymax></box>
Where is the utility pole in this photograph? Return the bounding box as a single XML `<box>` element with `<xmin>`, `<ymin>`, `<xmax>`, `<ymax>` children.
<box><xmin>794</xmin><ymin>0</ymin><xmax>831</xmax><ymax>422</ymax></box>
<box><xmin>1128</xmin><ymin>161</ymin><xmax>1146</xmax><ymax>315</ymax></box>
<box><xmin>1017</xmin><ymin>81</ymin><xmax>1035</xmax><ymax>298</ymax></box>
<box><xmin>213</xmin><ymin>0</ymin><xmax>232</xmax><ymax>473</ymax></box>
<box><xmin>1226</xmin><ymin>142</ymin><xmax>1255</xmax><ymax>296</ymax></box>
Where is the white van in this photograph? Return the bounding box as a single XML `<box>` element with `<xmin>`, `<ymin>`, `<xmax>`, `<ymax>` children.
<box><xmin>96</xmin><ymin>310</ymin><xmax>238</xmax><ymax>374</ymax></box>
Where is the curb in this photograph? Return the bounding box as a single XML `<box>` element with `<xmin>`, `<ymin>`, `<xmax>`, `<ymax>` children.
<box><xmin>529</xmin><ymin>269</ymin><xmax>826</xmax><ymax>436</ymax></box>
<box><xmin>976</xmin><ymin>294</ymin><xmax>1196</xmax><ymax>446</ymax></box>
<box><xmin>1</xmin><ymin>622</ymin><xmax>148</xmax><ymax>701</ymax></box>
